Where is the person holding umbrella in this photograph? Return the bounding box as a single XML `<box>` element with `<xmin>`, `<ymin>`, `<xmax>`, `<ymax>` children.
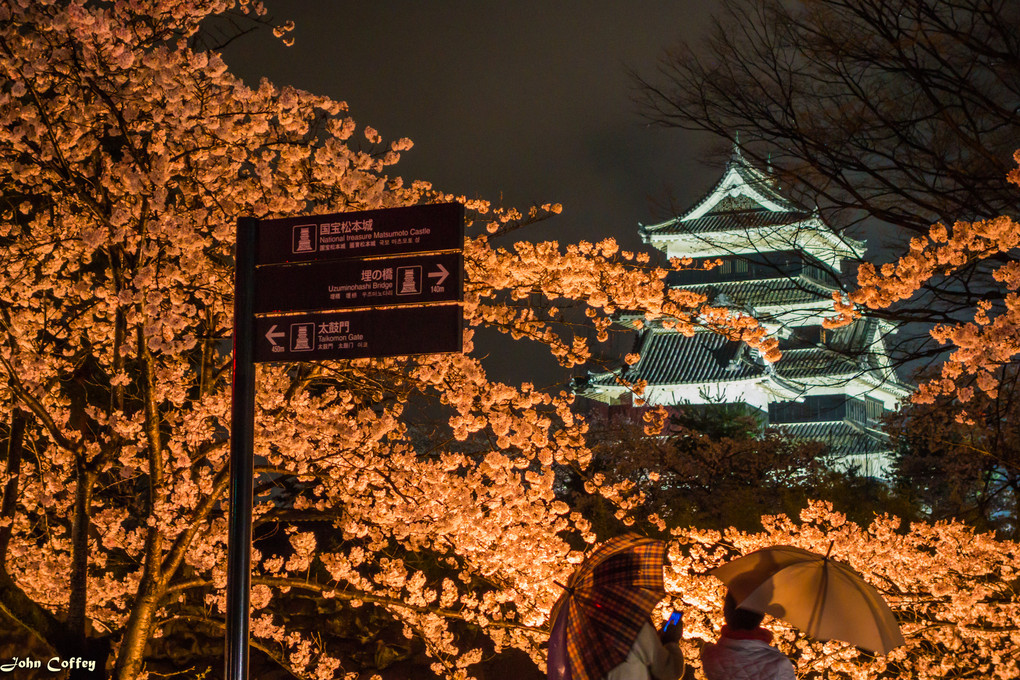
<box><xmin>603</xmin><ymin>614</ymin><xmax>688</xmax><ymax>680</ymax></box>
<box><xmin>547</xmin><ymin>533</ymin><xmax>692</xmax><ymax>680</ymax></box>
<box><xmin>703</xmin><ymin>543</ymin><xmax>906</xmax><ymax>680</ymax></box>
<box><xmin>700</xmin><ymin>590</ymin><xmax>795</xmax><ymax>680</ymax></box>
<box><xmin>710</xmin><ymin>544</ymin><xmax>905</xmax><ymax>654</ymax></box>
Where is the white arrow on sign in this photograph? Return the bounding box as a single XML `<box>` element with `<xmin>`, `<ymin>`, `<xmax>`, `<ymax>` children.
<box><xmin>265</xmin><ymin>325</ymin><xmax>286</xmax><ymax>346</ymax></box>
<box><xmin>428</xmin><ymin>263</ymin><xmax>449</xmax><ymax>286</ymax></box>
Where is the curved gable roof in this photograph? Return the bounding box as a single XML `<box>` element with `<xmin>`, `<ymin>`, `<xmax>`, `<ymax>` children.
<box><xmin>639</xmin><ymin>148</ymin><xmax>865</xmax><ymax>259</ymax></box>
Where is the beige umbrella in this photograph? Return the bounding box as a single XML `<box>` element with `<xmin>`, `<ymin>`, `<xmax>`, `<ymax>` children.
<box><xmin>710</xmin><ymin>544</ymin><xmax>905</xmax><ymax>654</ymax></box>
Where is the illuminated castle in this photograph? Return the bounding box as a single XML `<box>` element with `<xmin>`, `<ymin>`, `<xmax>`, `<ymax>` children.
<box><xmin>574</xmin><ymin>148</ymin><xmax>912</xmax><ymax>476</ymax></box>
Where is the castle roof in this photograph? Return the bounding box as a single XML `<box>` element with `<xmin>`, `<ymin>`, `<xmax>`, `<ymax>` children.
<box><xmin>581</xmin><ymin>326</ymin><xmax>908</xmax><ymax>397</ymax></box>
<box><xmin>777</xmin><ymin>421</ymin><xmax>891</xmax><ymax>458</ymax></box>
<box><xmin>639</xmin><ymin>148</ymin><xmax>865</xmax><ymax>264</ymax></box>
<box><xmin>671</xmin><ymin>276</ymin><xmax>839</xmax><ymax>312</ymax></box>
<box><xmin>649</xmin><ymin>209</ymin><xmax>813</xmax><ymax>237</ymax></box>
<box><xmin>585</xmin><ymin>329</ymin><xmax>763</xmax><ymax>388</ymax></box>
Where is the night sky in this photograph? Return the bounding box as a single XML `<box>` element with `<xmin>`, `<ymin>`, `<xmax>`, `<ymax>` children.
<box><xmin>220</xmin><ymin>2</ymin><xmax>723</xmax><ymax>385</ymax></box>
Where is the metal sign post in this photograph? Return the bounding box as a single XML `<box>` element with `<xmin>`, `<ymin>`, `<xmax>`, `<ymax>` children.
<box><xmin>226</xmin><ymin>217</ymin><xmax>257</xmax><ymax>680</ymax></box>
<box><xmin>226</xmin><ymin>203</ymin><xmax>464</xmax><ymax>680</ymax></box>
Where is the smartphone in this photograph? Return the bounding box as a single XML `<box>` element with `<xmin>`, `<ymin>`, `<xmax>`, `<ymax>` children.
<box><xmin>662</xmin><ymin>611</ymin><xmax>683</xmax><ymax>633</ymax></box>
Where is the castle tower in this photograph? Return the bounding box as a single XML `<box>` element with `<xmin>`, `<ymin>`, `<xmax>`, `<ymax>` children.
<box><xmin>575</xmin><ymin>148</ymin><xmax>912</xmax><ymax>476</ymax></box>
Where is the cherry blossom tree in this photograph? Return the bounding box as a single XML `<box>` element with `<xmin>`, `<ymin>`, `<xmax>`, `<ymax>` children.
<box><xmin>2</xmin><ymin>2</ymin><xmax>1016</xmax><ymax>680</ymax></box>
<box><xmin>828</xmin><ymin>150</ymin><xmax>1020</xmax><ymax>410</ymax></box>
<box><xmin>634</xmin><ymin>0</ymin><xmax>1020</xmax><ymax>377</ymax></box>
<box><xmin>818</xmin><ymin>150</ymin><xmax>1020</xmax><ymax>540</ymax></box>
<box><xmin>0</xmin><ymin>1</ymin><xmax>765</xmax><ymax>678</ymax></box>
<box><xmin>664</xmin><ymin>501</ymin><xmax>1020</xmax><ymax>680</ymax></box>
<box><xmin>565</xmin><ymin>405</ymin><xmax>842</xmax><ymax>535</ymax></box>
<box><xmin>885</xmin><ymin>364</ymin><xmax>1020</xmax><ymax>538</ymax></box>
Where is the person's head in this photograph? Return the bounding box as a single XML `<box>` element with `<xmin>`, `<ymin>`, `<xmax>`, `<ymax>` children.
<box><xmin>723</xmin><ymin>591</ymin><xmax>765</xmax><ymax>631</ymax></box>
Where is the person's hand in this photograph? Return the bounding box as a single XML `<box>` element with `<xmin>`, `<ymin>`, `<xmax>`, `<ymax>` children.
<box><xmin>660</xmin><ymin>614</ymin><xmax>683</xmax><ymax>644</ymax></box>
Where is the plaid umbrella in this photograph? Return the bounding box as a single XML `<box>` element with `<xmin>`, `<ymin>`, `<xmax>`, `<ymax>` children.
<box><xmin>547</xmin><ymin>533</ymin><xmax>668</xmax><ymax>680</ymax></box>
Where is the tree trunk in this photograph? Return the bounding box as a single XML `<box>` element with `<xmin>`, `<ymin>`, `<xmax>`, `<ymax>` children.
<box><xmin>67</xmin><ymin>461</ymin><xmax>96</xmax><ymax>676</ymax></box>
<box><xmin>0</xmin><ymin>409</ymin><xmax>26</xmax><ymax>563</ymax></box>
<box><xmin>112</xmin><ymin>586</ymin><xmax>161</xmax><ymax>680</ymax></box>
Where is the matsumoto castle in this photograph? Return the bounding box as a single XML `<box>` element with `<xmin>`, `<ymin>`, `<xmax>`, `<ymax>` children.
<box><xmin>574</xmin><ymin>146</ymin><xmax>912</xmax><ymax>477</ymax></box>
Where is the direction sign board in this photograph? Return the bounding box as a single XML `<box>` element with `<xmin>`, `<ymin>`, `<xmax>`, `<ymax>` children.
<box><xmin>230</xmin><ymin>204</ymin><xmax>464</xmax><ymax>680</ymax></box>
<box><xmin>249</xmin><ymin>202</ymin><xmax>464</xmax><ymax>363</ymax></box>
<box><xmin>254</xmin><ymin>304</ymin><xmax>462</xmax><ymax>363</ymax></box>
<box><xmin>255</xmin><ymin>202</ymin><xmax>464</xmax><ymax>265</ymax></box>
<box><xmin>254</xmin><ymin>251</ymin><xmax>462</xmax><ymax>314</ymax></box>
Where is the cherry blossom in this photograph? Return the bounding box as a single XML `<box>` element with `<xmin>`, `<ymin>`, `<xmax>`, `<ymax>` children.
<box><xmin>827</xmin><ymin>150</ymin><xmax>1020</xmax><ymax>410</ymax></box>
<box><xmin>2</xmin><ymin>3</ymin><xmax>1012</xmax><ymax>679</ymax></box>
<box><xmin>0</xmin><ymin>2</ymin><xmax>764</xmax><ymax>677</ymax></box>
